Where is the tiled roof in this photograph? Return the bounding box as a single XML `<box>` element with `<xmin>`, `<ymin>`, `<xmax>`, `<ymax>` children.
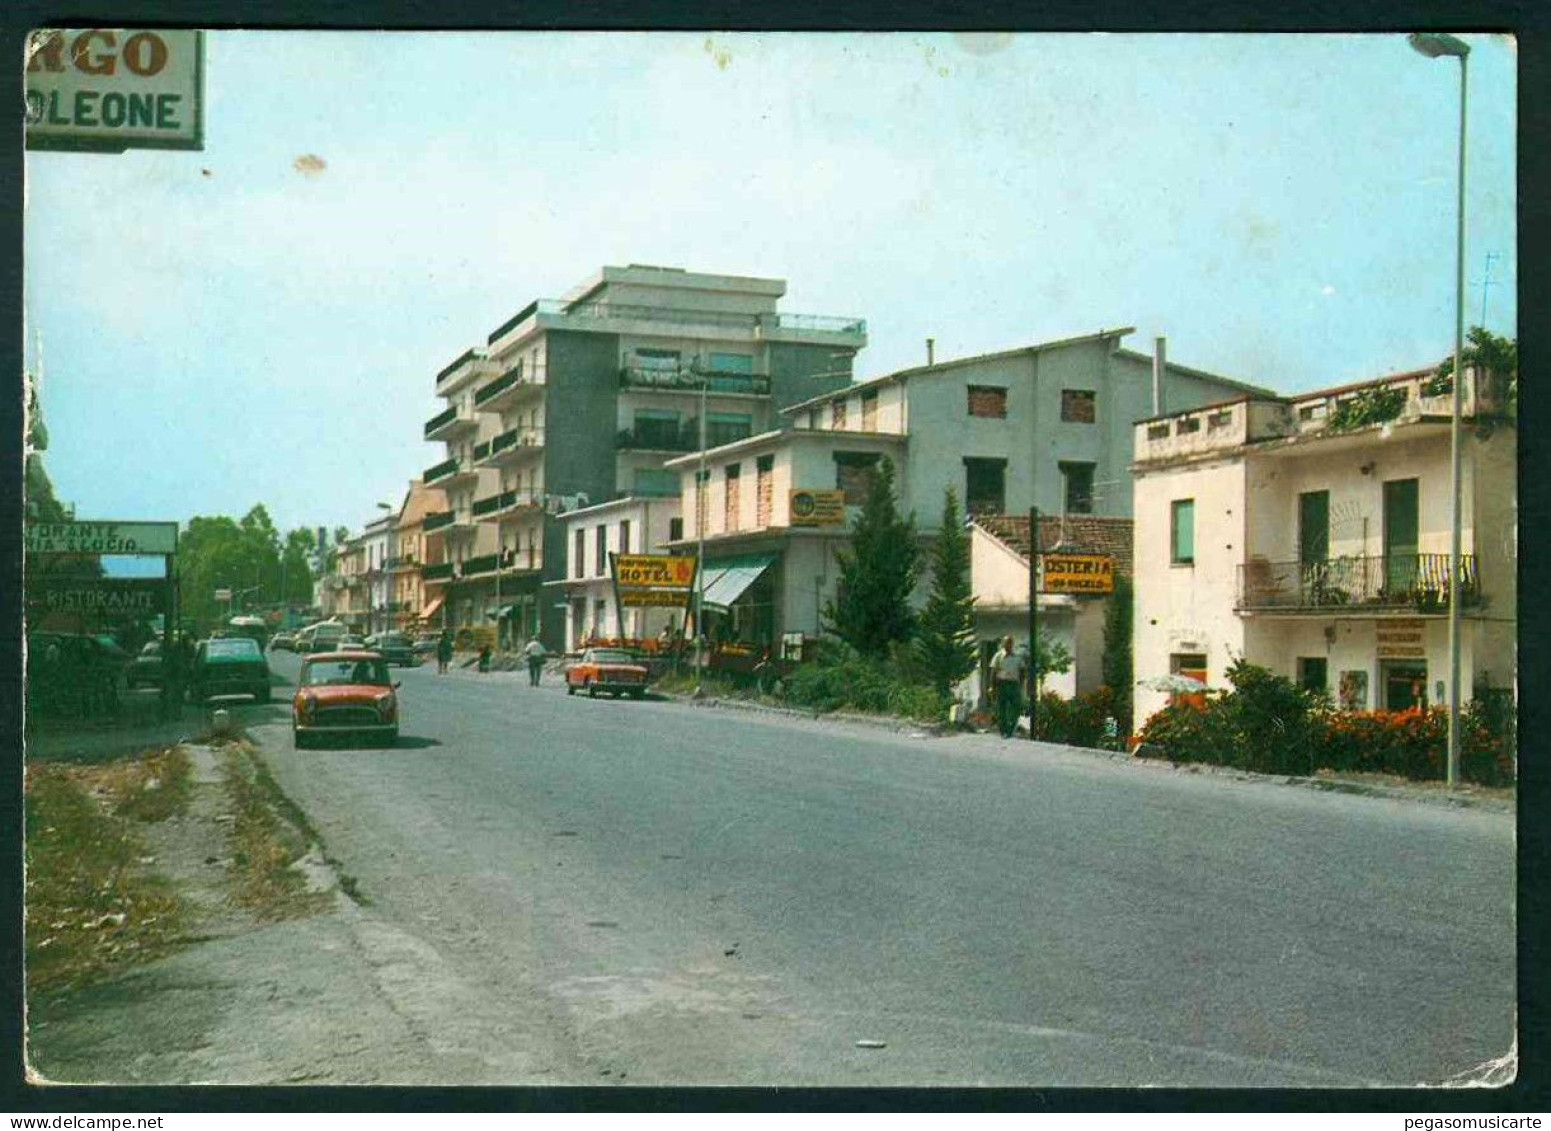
<box><xmin>976</xmin><ymin>514</ymin><xmax>1134</xmax><ymax>580</ymax></box>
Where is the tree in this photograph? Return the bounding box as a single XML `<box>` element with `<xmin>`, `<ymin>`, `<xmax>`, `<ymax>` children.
<box><xmin>1101</xmin><ymin>574</ymin><xmax>1134</xmax><ymax>730</ymax></box>
<box><xmin>281</xmin><ymin>528</ymin><xmax>316</xmax><ymax>606</ymax></box>
<box><xmin>823</xmin><ymin>458</ymin><xmax>919</xmax><ymax>657</ymax></box>
<box><xmin>914</xmin><ymin>489</ymin><xmax>977</xmax><ymax>697</ymax></box>
<box><xmin>1031</xmin><ymin>634</ymin><xmax>1073</xmax><ymax>693</ymax></box>
<box><xmin>1429</xmin><ymin>327</ymin><xmax>1517</xmax><ymax>418</ymax></box>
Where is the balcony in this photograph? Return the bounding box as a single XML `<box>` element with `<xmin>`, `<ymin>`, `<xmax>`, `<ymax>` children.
<box><xmin>471</xmin><ymin>489</ymin><xmax>544</xmax><ymax>521</ymax></box>
<box><xmin>1236</xmin><ymin>554</ymin><xmax>1481</xmax><ymax>614</ymax></box>
<box><xmin>423</xmin><ymin>510</ymin><xmax>455</xmax><ymax>533</ymax></box>
<box><xmin>485</xmin><ymin>298</ymin><xmax>867</xmax><ymax>350</ymax></box>
<box><xmin>388</xmin><ymin>555</ymin><xmax>419</xmax><ymax>572</ymax></box>
<box><xmin>423</xmin><ymin>456</ymin><xmax>479</xmax><ymax>490</ymax></box>
<box><xmin>434</xmin><ymin>348</ymin><xmax>495</xmax><ymax>395</ymax></box>
<box><xmin>473</xmin><ymin>428</ymin><xmax>545</xmax><ymax>467</ymax></box>
<box><xmin>616</xmin><ymin>424</ymin><xmax>698</xmax><ymax>453</ymax></box>
<box><xmin>620</xmin><ymin>367</ymin><xmax>771</xmax><ymax>397</ymax></box>
<box><xmin>474</xmin><ymin>365</ymin><xmax>545</xmax><ymax>413</ymax></box>
<box><xmin>421</xmin><ymin>561</ymin><xmax>455</xmax><ymax>583</ymax></box>
<box><xmin>424</xmin><ymin>403</ymin><xmax>478</xmax><ymax>441</ymax></box>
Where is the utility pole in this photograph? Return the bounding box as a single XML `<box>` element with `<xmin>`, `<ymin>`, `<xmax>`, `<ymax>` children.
<box><xmin>1027</xmin><ymin>505</ymin><xmax>1038</xmax><ymax>742</ymax></box>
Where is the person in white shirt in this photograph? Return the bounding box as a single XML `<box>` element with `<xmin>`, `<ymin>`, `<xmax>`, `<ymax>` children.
<box><xmin>522</xmin><ymin>637</ymin><xmax>546</xmax><ymax>687</ymax></box>
<box><xmin>990</xmin><ymin>635</ymin><xmax>1027</xmax><ymax>738</ymax></box>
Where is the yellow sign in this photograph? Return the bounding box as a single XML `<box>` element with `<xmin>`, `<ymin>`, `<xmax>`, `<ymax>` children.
<box><xmin>1041</xmin><ymin>553</ymin><xmax>1116</xmax><ymax>594</ymax></box>
<box><xmin>789</xmin><ymin>489</ymin><xmax>847</xmax><ymax>527</ymax></box>
<box><xmin>620</xmin><ymin>589</ymin><xmax>691</xmax><ymax>608</ymax></box>
<box><xmin>613</xmin><ymin>554</ymin><xmax>697</xmax><ymax>608</ymax></box>
<box><xmin>1376</xmin><ymin>619</ymin><xmax>1426</xmax><ymax>659</ymax></box>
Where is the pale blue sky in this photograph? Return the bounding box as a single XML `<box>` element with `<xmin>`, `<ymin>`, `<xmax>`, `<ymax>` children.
<box><xmin>25</xmin><ymin>31</ymin><xmax>1517</xmax><ymax>538</ymax></box>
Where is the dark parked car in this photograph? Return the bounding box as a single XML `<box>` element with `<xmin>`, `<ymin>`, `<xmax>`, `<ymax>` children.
<box><xmin>126</xmin><ymin>640</ymin><xmax>165</xmax><ymax>689</ymax></box>
<box><xmin>189</xmin><ymin>637</ymin><xmax>271</xmax><ymax>703</ymax></box>
<box><xmin>364</xmin><ymin>632</ymin><xmax>419</xmax><ymax>667</ymax></box>
<box><xmin>269</xmin><ymin>631</ymin><xmax>296</xmax><ymax>652</ymax></box>
<box><xmin>27</xmin><ymin>632</ymin><xmax>126</xmax><ymax>716</ymax></box>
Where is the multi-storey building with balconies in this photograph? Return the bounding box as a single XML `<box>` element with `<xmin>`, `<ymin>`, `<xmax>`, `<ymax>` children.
<box><xmin>421</xmin><ymin>264</ymin><xmax>866</xmax><ymax>649</ymax></box>
<box><xmin>1131</xmin><ymin>365</ymin><xmax>1516</xmax><ymax>728</ymax></box>
<box><xmin>390</xmin><ymin>478</ymin><xmax>447</xmax><ymax>633</ymax></box>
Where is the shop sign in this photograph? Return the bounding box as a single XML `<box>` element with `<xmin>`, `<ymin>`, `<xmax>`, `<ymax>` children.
<box><xmin>32</xmin><ymin>578</ymin><xmax>167</xmax><ymax>614</ymax></box>
<box><xmin>613</xmin><ymin>554</ymin><xmax>696</xmax><ymax>608</ymax></box>
<box><xmin>25</xmin><ymin>521</ymin><xmax>178</xmax><ymax>555</ymax></box>
<box><xmin>789</xmin><ymin>489</ymin><xmax>847</xmax><ymax>527</ymax></box>
<box><xmin>1041</xmin><ymin>553</ymin><xmax>1116</xmax><ymax>594</ymax></box>
<box><xmin>26</xmin><ymin>29</ymin><xmax>204</xmax><ymax>152</ymax></box>
<box><xmin>1376</xmin><ymin>619</ymin><xmax>1426</xmax><ymax>659</ymax></box>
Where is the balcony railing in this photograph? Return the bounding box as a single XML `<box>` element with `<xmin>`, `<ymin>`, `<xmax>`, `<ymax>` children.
<box><xmin>423</xmin><ymin>457</ymin><xmax>462</xmax><ymax>485</ymax></box>
<box><xmin>1236</xmin><ymin>553</ymin><xmax>1481</xmax><ymax>613</ymax></box>
<box><xmin>421</xmin><ymin>562</ymin><xmax>455</xmax><ymax>582</ymax></box>
<box><xmin>474</xmin><ymin>428</ymin><xmax>545</xmax><ymax>464</ymax></box>
<box><xmin>616</xmin><ymin>425</ymin><xmax>699</xmax><ymax>452</ymax></box>
<box><xmin>620</xmin><ymin>367</ymin><xmax>771</xmax><ymax>396</ymax></box>
<box><xmin>474</xmin><ymin>367</ymin><xmax>523</xmax><ymax>408</ymax></box>
<box><xmin>461</xmin><ymin>552</ymin><xmax>502</xmax><ymax>577</ymax></box>
<box><xmin>423</xmin><ymin>510</ymin><xmax>455</xmax><ymax>533</ymax></box>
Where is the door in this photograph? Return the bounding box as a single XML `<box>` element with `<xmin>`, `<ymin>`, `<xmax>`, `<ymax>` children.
<box><xmin>1299</xmin><ymin>490</ymin><xmax>1330</xmax><ymax>597</ymax></box>
<box><xmin>1383</xmin><ymin>478</ymin><xmax>1419</xmax><ymax>595</ymax></box>
<box><xmin>1381</xmin><ymin>660</ymin><xmax>1428</xmax><ymax>711</ymax></box>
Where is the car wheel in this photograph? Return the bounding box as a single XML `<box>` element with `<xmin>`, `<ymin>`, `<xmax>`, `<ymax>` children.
<box><xmin>256</xmin><ymin>688</ymin><xmax>271</xmax><ymax>704</ymax></box>
<box><xmin>587</xmin><ymin>680</ymin><xmax>598</xmax><ymax>699</ymax></box>
<box><xmin>566</xmin><ymin>683</ymin><xmax>575</xmax><ymax>696</ymax></box>
<box><xmin>382</xmin><ymin>729</ymin><xmax>399</xmax><ymax>748</ymax></box>
<box><xmin>293</xmin><ymin>728</ymin><xmax>308</xmax><ymax>749</ymax></box>
<box><xmin>630</xmin><ymin>688</ymin><xmax>645</xmax><ymax>700</ymax></box>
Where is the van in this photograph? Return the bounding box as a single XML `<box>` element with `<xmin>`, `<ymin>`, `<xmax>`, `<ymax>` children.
<box><xmin>296</xmin><ymin>622</ymin><xmax>347</xmax><ymax>654</ymax></box>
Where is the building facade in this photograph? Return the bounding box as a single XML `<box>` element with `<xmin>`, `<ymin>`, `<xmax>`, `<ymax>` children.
<box><xmin>550</xmin><ymin>495</ymin><xmax>684</xmax><ymax>651</ymax></box>
<box><xmin>390</xmin><ymin>479</ymin><xmax>447</xmax><ymax>634</ymax></box>
<box><xmin>421</xmin><ymin>264</ymin><xmax>866</xmax><ymax>649</ymax></box>
<box><xmin>1131</xmin><ymin>366</ymin><xmax>1516</xmax><ymax>728</ymax></box>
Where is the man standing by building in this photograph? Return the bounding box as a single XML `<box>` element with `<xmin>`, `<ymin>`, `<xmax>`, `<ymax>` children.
<box><xmin>522</xmin><ymin>636</ymin><xmax>546</xmax><ymax>687</ymax></box>
<box><xmin>991</xmin><ymin>635</ymin><xmax>1027</xmax><ymax>739</ymax></box>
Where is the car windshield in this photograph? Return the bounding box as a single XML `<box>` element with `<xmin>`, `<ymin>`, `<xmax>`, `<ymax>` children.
<box><xmin>302</xmin><ymin>659</ymin><xmax>391</xmax><ymax>687</ymax></box>
<box><xmin>140</xmin><ymin>642</ymin><xmax>161</xmax><ymax>656</ymax></box>
<box><xmin>207</xmin><ymin>638</ymin><xmax>261</xmax><ymax>658</ymax></box>
<box><xmin>590</xmin><ymin>650</ymin><xmax>635</xmax><ymax>664</ymax></box>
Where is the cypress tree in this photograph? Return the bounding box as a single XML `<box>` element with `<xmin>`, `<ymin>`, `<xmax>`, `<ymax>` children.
<box><xmin>914</xmin><ymin>488</ymin><xmax>977</xmax><ymax>697</ymax></box>
<box><xmin>823</xmin><ymin>457</ymin><xmax>918</xmax><ymax>657</ymax></box>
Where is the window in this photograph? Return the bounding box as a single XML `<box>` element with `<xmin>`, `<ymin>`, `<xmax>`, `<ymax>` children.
<box><xmin>756</xmin><ymin>454</ymin><xmax>774</xmax><ymax>528</ymax></box>
<box><xmin>1299</xmin><ymin>491</ymin><xmax>1329</xmax><ymax>565</ymax></box>
<box><xmin>834</xmin><ymin>451</ymin><xmax>881</xmax><ymax>505</ymax></box>
<box><xmin>1171</xmin><ymin>499</ymin><xmax>1195</xmax><ymax>564</ymax></box>
<box><xmin>706</xmin><ymin>412</ymin><xmax>753</xmax><ymax>447</ymax></box>
<box><xmin>708</xmin><ymin>352</ymin><xmax>754</xmax><ymax>373</ymax></box>
<box><xmin>1061</xmin><ymin>389</ymin><xmax>1097</xmax><ymax>423</ymax></box>
<box><xmin>635</xmin><ymin>347</ymin><xmax>680</xmax><ymax>371</ymax></box>
<box><xmin>668</xmin><ymin>517</ymin><xmax>684</xmax><ymax>542</ymax></box>
<box><xmin>695</xmin><ymin>469</ymin><xmax>710</xmax><ymax>536</ymax></box>
<box><xmin>964</xmin><ymin>457</ymin><xmax>1007</xmax><ymax>516</ymax></box>
<box><xmin>1207</xmin><ymin>410</ymin><xmax>1234</xmax><ymax>430</ymax></box>
<box><xmin>619</xmin><ymin>519</ymin><xmax>631</xmax><ymax>555</ymax></box>
<box><xmin>1177</xmin><ymin>417</ymin><xmax>1201</xmax><ymax>435</ymax></box>
<box><xmin>572</xmin><ymin>529</ymin><xmax>585</xmax><ymax>578</ymax></box>
<box><xmin>1147</xmin><ymin>423</ymin><xmax>1170</xmax><ymax>440</ymax></box>
<box><xmin>632</xmin><ymin>408</ymin><xmax>680</xmax><ymax>449</ymax></box>
<box><xmin>1169</xmin><ymin>653</ymin><xmax>1208</xmax><ymax>705</ymax></box>
<box><xmin>725</xmin><ymin>464</ymin><xmax>742</xmax><ymax>531</ymax></box>
<box><xmin>633</xmin><ymin>468</ymin><xmax>678</xmax><ymax>497</ymax></box>
<box><xmin>1297</xmin><ymin>657</ymin><xmax>1329</xmax><ymax>695</ymax></box>
<box><xmin>1299</xmin><ymin>402</ymin><xmax>1328</xmax><ymax>422</ymax></box>
<box><xmin>1060</xmin><ymin>461</ymin><xmax>1096</xmax><ymax>515</ymax></box>
<box><xmin>967</xmin><ymin>386</ymin><xmax>1008</xmax><ymax>419</ymax></box>
<box><xmin>595</xmin><ymin>526</ymin><xmax>607</xmax><ymax>577</ymax></box>
<box><xmin>831</xmin><ymin>401</ymin><xmax>847</xmax><ymax>430</ymax></box>
<box><xmin>861</xmin><ymin>389</ymin><xmax>879</xmax><ymax>430</ymax></box>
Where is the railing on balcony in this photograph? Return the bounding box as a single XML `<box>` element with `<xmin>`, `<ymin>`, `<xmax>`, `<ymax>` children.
<box><xmin>421</xmin><ymin>562</ymin><xmax>455</xmax><ymax>581</ymax></box>
<box><xmin>461</xmin><ymin>552</ymin><xmax>501</xmax><ymax>577</ymax></box>
<box><xmin>434</xmin><ymin>347</ymin><xmax>483</xmax><ymax>389</ymax></box>
<box><xmin>616</xmin><ymin>424</ymin><xmax>698</xmax><ymax>452</ymax></box>
<box><xmin>423</xmin><ymin>510</ymin><xmax>455</xmax><ymax>533</ymax></box>
<box><xmin>472</xmin><ymin>491</ymin><xmax>515</xmax><ymax>518</ymax></box>
<box><xmin>423</xmin><ymin>457</ymin><xmax>461</xmax><ymax>485</ymax></box>
<box><xmin>1236</xmin><ymin>553</ymin><xmax>1481</xmax><ymax>613</ymax></box>
<box><xmin>474</xmin><ymin>367</ymin><xmax>526</xmax><ymax>407</ymax></box>
<box><xmin>620</xmin><ymin>367</ymin><xmax>771</xmax><ymax>396</ymax></box>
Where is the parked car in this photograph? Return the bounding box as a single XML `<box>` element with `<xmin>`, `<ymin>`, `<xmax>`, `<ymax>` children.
<box><xmin>27</xmin><ymin>632</ymin><xmax>125</xmax><ymax>716</ymax></box>
<box><xmin>412</xmin><ymin>633</ymin><xmax>442</xmax><ymax>657</ymax></box>
<box><xmin>295</xmin><ymin>622</ymin><xmax>347</xmax><ymax>654</ymax></box>
<box><xmin>125</xmin><ymin>640</ymin><xmax>165</xmax><ymax>689</ymax></box>
<box><xmin>269</xmin><ymin>632</ymin><xmax>296</xmax><ymax>652</ymax></box>
<box><xmin>292</xmin><ymin>651</ymin><xmax>400</xmax><ymax>748</ymax></box>
<box><xmin>336</xmin><ymin>635</ymin><xmax>367</xmax><ymax>651</ymax></box>
<box><xmin>189</xmin><ymin>636</ymin><xmax>272</xmax><ymax>703</ymax></box>
<box><xmin>364</xmin><ymin>632</ymin><xmax>419</xmax><ymax>667</ymax></box>
<box><xmin>565</xmin><ymin>647</ymin><xmax>649</xmax><ymax>699</ymax></box>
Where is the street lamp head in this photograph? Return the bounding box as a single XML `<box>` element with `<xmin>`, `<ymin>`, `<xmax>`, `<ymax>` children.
<box><xmin>1408</xmin><ymin>32</ymin><xmax>1470</xmax><ymax>59</ymax></box>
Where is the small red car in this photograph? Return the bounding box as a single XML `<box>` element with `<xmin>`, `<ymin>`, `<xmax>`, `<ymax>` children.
<box><xmin>565</xmin><ymin>647</ymin><xmax>649</xmax><ymax>699</ymax></box>
<box><xmin>293</xmin><ymin>651</ymin><xmax>400</xmax><ymax>747</ymax></box>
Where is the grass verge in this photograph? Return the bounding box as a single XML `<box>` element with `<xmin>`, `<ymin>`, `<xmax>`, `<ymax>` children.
<box><xmin>220</xmin><ymin>743</ymin><xmax>334</xmax><ymax>921</ymax></box>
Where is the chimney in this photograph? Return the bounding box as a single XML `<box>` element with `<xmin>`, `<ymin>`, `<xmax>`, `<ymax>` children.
<box><xmin>1152</xmin><ymin>336</ymin><xmax>1167</xmax><ymax>417</ymax></box>
<box><xmin>926</xmin><ymin>338</ymin><xmax>935</xmax><ymax>366</ymax></box>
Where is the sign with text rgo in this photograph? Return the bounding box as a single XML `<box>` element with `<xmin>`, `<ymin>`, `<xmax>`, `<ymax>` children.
<box><xmin>25</xmin><ymin>29</ymin><xmax>204</xmax><ymax>152</ymax></box>
<box><xmin>612</xmin><ymin>554</ymin><xmax>698</xmax><ymax>608</ymax></box>
<box><xmin>1040</xmin><ymin>552</ymin><xmax>1116</xmax><ymax>595</ymax></box>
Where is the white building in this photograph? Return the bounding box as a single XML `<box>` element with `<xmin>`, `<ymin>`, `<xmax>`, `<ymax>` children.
<box><xmin>549</xmin><ymin>495</ymin><xmax>683</xmax><ymax>651</ymax></box>
<box><xmin>1131</xmin><ymin>366</ymin><xmax>1516</xmax><ymax>728</ymax></box>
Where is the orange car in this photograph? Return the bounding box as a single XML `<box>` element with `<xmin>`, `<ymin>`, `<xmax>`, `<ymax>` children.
<box><xmin>565</xmin><ymin>647</ymin><xmax>649</xmax><ymax>699</ymax></box>
<box><xmin>293</xmin><ymin>651</ymin><xmax>400</xmax><ymax>747</ymax></box>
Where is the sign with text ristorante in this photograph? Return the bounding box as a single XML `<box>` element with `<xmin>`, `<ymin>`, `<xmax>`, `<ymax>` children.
<box><xmin>25</xmin><ymin>29</ymin><xmax>204</xmax><ymax>153</ymax></box>
<box><xmin>1040</xmin><ymin>553</ymin><xmax>1116</xmax><ymax>595</ymax></box>
<box><xmin>32</xmin><ymin>578</ymin><xmax>168</xmax><ymax>615</ymax></box>
<box><xmin>612</xmin><ymin>554</ymin><xmax>697</xmax><ymax>608</ymax></box>
<box><xmin>26</xmin><ymin>521</ymin><xmax>178</xmax><ymax>556</ymax></box>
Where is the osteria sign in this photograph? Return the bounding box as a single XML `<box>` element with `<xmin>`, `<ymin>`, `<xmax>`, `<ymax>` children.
<box><xmin>25</xmin><ymin>29</ymin><xmax>204</xmax><ymax>152</ymax></box>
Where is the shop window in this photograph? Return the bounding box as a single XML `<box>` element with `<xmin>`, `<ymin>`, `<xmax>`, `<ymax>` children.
<box><xmin>967</xmin><ymin>386</ymin><xmax>1008</xmax><ymax>419</ymax></box>
<box><xmin>964</xmin><ymin>457</ymin><xmax>1006</xmax><ymax>516</ymax></box>
<box><xmin>1171</xmin><ymin>499</ymin><xmax>1195</xmax><ymax>564</ymax></box>
<box><xmin>1061</xmin><ymin>389</ymin><xmax>1096</xmax><ymax>423</ymax></box>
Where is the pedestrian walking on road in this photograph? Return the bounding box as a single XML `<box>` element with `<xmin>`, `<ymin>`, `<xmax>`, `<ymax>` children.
<box><xmin>436</xmin><ymin>630</ymin><xmax>453</xmax><ymax>675</ymax></box>
<box><xmin>522</xmin><ymin>637</ymin><xmax>546</xmax><ymax>686</ymax></box>
<box><xmin>990</xmin><ymin>635</ymin><xmax>1027</xmax><ymax>739</ymax></box>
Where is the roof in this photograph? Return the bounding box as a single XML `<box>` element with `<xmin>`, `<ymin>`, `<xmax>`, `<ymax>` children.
<box><xmin>1133</xmin><ymin>363</ymin><xmax>1449</xmax><ymax>426</ymax></box>
<box><xmin>975</xmin><ymin>514</ymin><xmax>1134</xmax><ymax>581</ymax></box>
<box><xmin>661</xmin><ymin>426</ymin><xmax>905</xmax><ymax>469</ymax></box>
<box><xmin>780</xmin><ymin>327</ymin><xmax>1138</xmax><ymax>416</ymax></box>
<box><xmin>1113</xmin><ymin>348</ymin><xmax>1276</xmax><ymax>399</ymax></box>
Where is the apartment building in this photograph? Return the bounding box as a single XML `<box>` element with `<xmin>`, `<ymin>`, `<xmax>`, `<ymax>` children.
<box><xmin>550</xmin><ymin>495</ymin><xmax>684</xmax><ymax>650</ymax></box>
<box><xmin>1131</xmin><ymin>366</ymin><xmax>1516</xmax><ymax>728</ymax></box>
<box><xmin>663</xmin><ymin>329</ymin><xmax>1265</xmax><ymax>654</ymax></box>
<box><xmin>421</xmin><ymin>264</ymin><xmax>866</xmax><ymax>649</ymax></box>
<box><xmin>361</xmin><ymin>512</ymin><xmax>395</xmax><ymax>636</ymax></box>
<box><xmin>389</xmin><ymin>479</ymin><xmax>446</xmax><ymax>633</ymax></box>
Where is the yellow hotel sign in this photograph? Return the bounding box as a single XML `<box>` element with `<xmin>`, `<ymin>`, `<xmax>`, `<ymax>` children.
<box><xmin>613</xmin><ymin>554</ymin><xmax>697</xmax><ymax>608</ymax></box>
<box><xmin>1041</xmin><ymin>553</ymin><xmax>1116</xmax><ymax>595</ymax></box>
<box><xmin>789</xmin><ymin>489</ymin><xmax>847</xmax><ymax>527</ymax></box>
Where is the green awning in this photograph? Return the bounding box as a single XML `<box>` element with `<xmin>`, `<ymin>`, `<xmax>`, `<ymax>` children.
<box><xmin>702</xmin><ymin>555</ymin><xmax>776</xmax><ymax>613</ymax></box>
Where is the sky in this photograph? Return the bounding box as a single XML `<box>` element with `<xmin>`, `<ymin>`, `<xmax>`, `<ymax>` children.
<box><xmin>24</xmin><ymin>31</ymin><xmax>1517</xmax><ymax>539</ymax></box>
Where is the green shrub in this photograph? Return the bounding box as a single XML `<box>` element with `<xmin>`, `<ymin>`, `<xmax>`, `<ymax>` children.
<box><xmin>781</xmin><ymin>642</ymin><xmax>948</xmax><ymax>723</ymax></box>
<box><xmin>1034</xmin><ymin>686</ymin><xmax>1123</xmax><ymax>749</ymax></box>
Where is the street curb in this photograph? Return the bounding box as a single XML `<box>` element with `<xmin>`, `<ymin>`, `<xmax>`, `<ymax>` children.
<box><xmin>664</xmin><ymin>693</ymin><xmax>1513</xmax><ymax>815</ymax></box>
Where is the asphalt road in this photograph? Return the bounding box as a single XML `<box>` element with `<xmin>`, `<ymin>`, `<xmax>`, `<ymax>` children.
<box><xmin>243</xmin><ymin>651</ymin><xmax>1514</xmax><ymax>1087</ymax></box>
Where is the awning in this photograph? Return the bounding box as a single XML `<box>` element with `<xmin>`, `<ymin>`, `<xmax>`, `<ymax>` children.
<box><xmin>494</xmin><ymin>604</ymin><xmax>516</xmax><ymax>619</ymax></box>
<box><xmin>702</xmin><ymin>555</ymin><xmax>776</xmax><ymax>613</ymax></box>
<box><xmin>420</xmin><ymin>596</ymin><xmax>445</xmax><ymax>620</ymax></box>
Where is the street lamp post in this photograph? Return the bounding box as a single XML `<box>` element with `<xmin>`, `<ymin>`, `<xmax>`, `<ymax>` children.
<box><xmin>692</xmin><ymin>359</ymin><xmax>709</xmax><ymax>697</ymax></box>
<box><xmin>1408</xmin><ymin>30</ymin><xmax>1469</xmax><ymax>787</ymax></box>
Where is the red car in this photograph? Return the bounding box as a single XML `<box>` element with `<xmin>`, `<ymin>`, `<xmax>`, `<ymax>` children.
<box><xmin>292</xmin><ymin>651</ymin><xmax>400</xmax><ymax>747</ymax></box>
<box><xmin>565</xmin><ymin>647</ymin><xmax>649</xmax><ymax>699</ymax></box>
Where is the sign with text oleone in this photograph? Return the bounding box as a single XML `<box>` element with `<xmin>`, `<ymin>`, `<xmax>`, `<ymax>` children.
<box><xmin>611</xmin><ymin>554</ymin><xmax>697</xmax><ymax>608</ymax></box>
<box><xmin>1040</xmin><ymin>553</ymin><xmax>1116</xmax><ymax>595</ymax></box>
<box><xmin>25</xmin><ymin>29</ymin><xmax>204</xmax><ymax>152</ymax></box>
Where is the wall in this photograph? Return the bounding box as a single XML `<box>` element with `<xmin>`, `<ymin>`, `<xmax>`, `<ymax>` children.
<box><xmin>768</xmin><ymin>342</ymin><xmax>854</xmax><ymax>418</ymax></box>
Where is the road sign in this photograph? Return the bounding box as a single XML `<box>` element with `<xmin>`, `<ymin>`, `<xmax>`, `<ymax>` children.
<box><xmin>1041</xmin><ymin>552</ymin><xmax>1116</xmax><ymax>595</ymax></box>
<box><xmin>789</xmin><ymin>489</ymin><xmax>847</xmax><ymax>527</ymax></box>
<box><xmin>25</xmin><ymin>29</ymin><xmax>204</xmax><ymax>153</ymax></box>
<box><xmin>25</xmin><ymin>520</ymin><xmax>178</xmax><ymax>555</ymax></box>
